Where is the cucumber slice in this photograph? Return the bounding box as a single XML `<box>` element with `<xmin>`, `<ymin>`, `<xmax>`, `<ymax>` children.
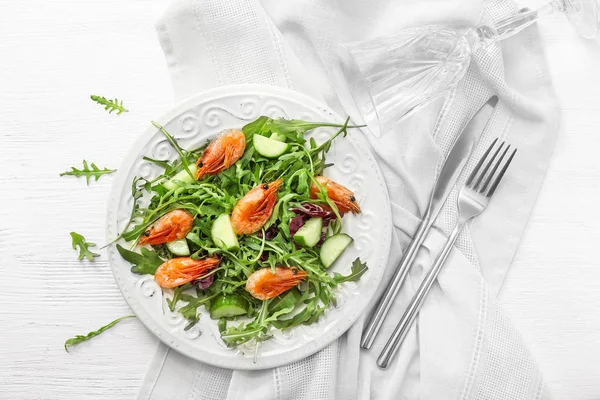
<box><xmin>163</xmin><ymin>164</ymin><xmax>198</xmax><ymax>191</ymax></box>
<box><xmin>254</xmin><ymin>134</ymin><xmax>290</xmax><ymax>158</ymax></box>
<box><xmin>270</xmin><ymin>132</ymin><xmax>287</xmax><ymax>142</ymax></box>
<box><xmin>211</xmin><ymin>214</ymin><xmax>239</xmax><ymax>250</ymax></box>
<box><xmin>293</xmin><ymin>217</ymin><xmax>323</xmax><ymax>248</ymax></box>
<box><xmin>320</xmin><ymin>234</ymin><xmax>353</xmax><ymax>268</ymax></box>
<box><xmin>166</xmin><ymin>238</ymin><xmax>191</xmax><ymax>256</ymax></box>
<box><xmin>210</xmin><ymin>294</ymin><xmax>250</xmax><ymax>319</ymax></box>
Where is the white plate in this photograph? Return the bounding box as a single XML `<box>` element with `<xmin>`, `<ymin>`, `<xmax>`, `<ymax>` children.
<box><xmin>105</xmin><ymin>84</ymin><xmax>392</xmax><ymax>370</ymax></box>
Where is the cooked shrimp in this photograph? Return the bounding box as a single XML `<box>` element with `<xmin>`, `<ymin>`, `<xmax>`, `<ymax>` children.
<box><xmin>310</xmin><ymin>176</ymin><xmax>361</xmax><ymax>214</ymax></box>
<box><xmin>138</xmin><ymin>209</ymin><xmax>194</xmax><ymax>246</ymax></box>
<box><xmin>154</xmin><ymin>256</ymin><xmax>221</xmax><ymax>289</ymax></box>
<box><xmin>246</xmin><ymin>266</ymin><xmax>307</xmax><ymax>300</ymax></box>
<box><xmin>230</xmin><ymin>179</ymin><xmax>283</xmax><ymax>235</ymax></box>
<box><xmin>196</xmin><ymin>129</ymin><xmax>246</xmax><ymax>179</ymax></box>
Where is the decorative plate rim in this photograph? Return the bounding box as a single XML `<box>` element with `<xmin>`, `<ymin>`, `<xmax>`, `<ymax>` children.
<box><xmin>105</xmin><ymin>84</ymin><xmax>392</xmax><ymax>370</ymax></box>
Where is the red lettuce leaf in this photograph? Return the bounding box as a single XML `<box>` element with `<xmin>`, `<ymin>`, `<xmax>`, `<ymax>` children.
<box><xmin>289</xmin><ymin>203</ymin><xmax>336</xmax><ymax>221</ymax></box>
<box><xmin>289</xmin><ymin>215</ymin><xmax>306</xmax><ymax>236</ymax></box>
<box><xmin>191</xmin><ymin>273</ymin><xmax>215</xmax><ymax>290</ymax></box>
<box><xmin>258</xmin><ymin>225</ymin><xmax>278</xmax><ymax>241</ymax></box>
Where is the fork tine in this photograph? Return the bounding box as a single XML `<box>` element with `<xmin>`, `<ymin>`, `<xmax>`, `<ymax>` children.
<box><xmin>467</xmin><ymin>138</ymin><xmax>498</xmax><ymax>188</ymax></box>
<box><xmin>486</xmin><ymin>148</ymin><xmax>517</xmax><ymax>197</ymax></box>
<box><xmin>479</xmin><ymin>144</ymin><xmax>510</xmax><ymax>194</ymax></box>
<box><xmin>474</xmin><ymin>141</ymin><xmax>504</xmax><ymax>191</ymax></box>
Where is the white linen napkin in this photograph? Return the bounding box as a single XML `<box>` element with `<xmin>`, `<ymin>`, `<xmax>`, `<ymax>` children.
<box><xmin>138</xmin><ymin>0</ymin><xmax>560</xmax><ymax>399</ymax></box>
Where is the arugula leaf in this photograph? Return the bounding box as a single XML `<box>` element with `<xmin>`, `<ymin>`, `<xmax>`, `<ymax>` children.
<box><xmin>218</xmin><ymin>318</ymin><xmax>227</xmax><ymax>335</ymax></box>
<box><xmin>121</xmin><ymin>220</ymin><xmax>154</xmax><ymax>243</ymax></box>
<box><xmin>151</xmin><ymin>121</ymin><xmax>194</xmax><ymax>180</ymax></box>
<box><xmin>267</xmin><ymin>118</ymin><xmax>355</xmax><ymax>140</ymax></box>
<box><xmin>64</xmin><ymin>315</ymin><xmax>135</xmax><ymax>352</ymax></box>
<box><xmin>220</xmin><ymin>323</ymin><xmax>268</xmax><ymax>347</ymax></box>
<box><xmin>241</xmin><ymin>116</ymin><xmax>270</xmax><ymax>139</ymax></box>
<box><xmin>242</xmin><ymin>116</ymin><xmax>362</xmax><ymax>144</ymax></box>
<box><xmin>101</xmin><ymin>177</ymin><xmax>150</xmax><ymax>250</ymax></box>
<box><xmin>60</xmin><ymin>160</ymin><xmax>116</xmax><ymax>185</ymax></box>
<box><xmin>221</xmin><ymin>300</ymin><xmax>272</xmax><ymax>347</ymax></box>
<box><xmin>167</xmin><ymin>284</ymin><xmax>191</xmax><ymax>312</ymax></box>
<box><xmin>70</xmin><ymin>232</ymin><xmax>99</xmax><ymax>261</ymax></box>
<box><xmin>90</xmin><ymin>95</ymin><xmax>129</xmax><ymax>114</ymax></box>
<box><xmin>122</xmin><ymin>176</ymin><xmax>146</xmax><ymax>235</ymax></box>
<box><xmin>142</xmin><ymin>156</ymin><xmax>180</xmax><ymax>178</ymax></box>
<box><xmin>333</xmin><ymin>258</ymin><xmax>369</xmax><ymax>284</ymax></box>
<box><xmin>116</xmin><ymin>244</ymin><xmax>163</xmax><ymax>275</ymax></box>
<box><xmin>178</xmin><ymin>292</ymin><xmax>219</xmax><ymax>330</ymax></box>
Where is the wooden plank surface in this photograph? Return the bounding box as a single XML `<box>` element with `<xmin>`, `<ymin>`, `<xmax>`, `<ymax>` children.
<box><xmin>0</xmin><ymin>1</ymin><xmax>599</xmax><ymax>399</ymax></box>
<box><xmin>0</xmin><ymin>2</ymin><xmax>168</xmax><ymax>398</ymax></box>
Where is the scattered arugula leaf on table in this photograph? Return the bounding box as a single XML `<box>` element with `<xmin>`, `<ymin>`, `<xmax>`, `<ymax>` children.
<box><xmin>90</xmin><ymin>95</ymin><xmax>129</xmax><ymax>115</ymax></box>
<box><xmin>64</xmin><ymin>315</ymin><xmax>135</xmax><ymax>352</ymax></box>
<box><xmin>70</xmin><ymin>232</ymin><xmax>100</xmax><ymax>261</ymax></box>
<box><xmin>60</xmin><ymin>160</ymin><xmax>116</xmax><ymax>185</ymax></box>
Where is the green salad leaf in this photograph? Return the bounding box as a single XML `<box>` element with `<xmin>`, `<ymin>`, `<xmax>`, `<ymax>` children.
<box><xmin>242</xmin><ymin>116</ymin><xmax>363</xmax><ymax>144</ymax></box>
<box><xmin>70</xmin><ymin>232</ymin><xmax>99</xmax><ymax>261</ymax></box>
<box><xmin>116</xmin><ymin>115</ymin><xmax>370</xmax><ymax>348</ymax></box>
<box><xmin>90</xmin><ymin>95</ymin><xmax>129</xmax><ymax>114</ymax></box>
<box><xmin>220</xmin><ymin>300</ymin><xmax>272</xmax><ymax>347</ymax></box>
<box><xmin>333</xmin><ymin>258</ymin><xmax>369</xmax><ymax>284</ymax></box>
<box><xmin>60</xmin><ymin>160</ymin><xmax>116</xmax><ymax>185</ymax></box>
<box><xmin>167</xmin><ymin>284</ymin><xmax>191</xmax><ymax>312</ymax></box>
<box><xmin>117</xmin><ymin>244</ymin><xmax>163</xmax><ymax>274</ymax></box>
<box><xmin>64</xmin><ymin>315</ymin><xmax>135</xmax><ymax>352</ymax></box>
<box><xmin>152</xmin><ymin>121</ymin><xmax>194</xmax><ymax>180</ymax></box>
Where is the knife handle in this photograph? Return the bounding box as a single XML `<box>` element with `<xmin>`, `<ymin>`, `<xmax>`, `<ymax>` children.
<box><xmin>360</xmin><ymin>214</ymin><xmax>432</xmax><ymax>349</ymax></box>
<box><xmin>376</xmin><ymin>220</ymin><xmax>463</xmax><ymax>368</ymax></box>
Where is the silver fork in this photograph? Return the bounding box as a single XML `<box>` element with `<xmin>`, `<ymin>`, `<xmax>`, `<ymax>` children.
<box><xmin>377</xmin><ymin>139</ymin><xmax>517</xmax><ymax>369</ymax></box>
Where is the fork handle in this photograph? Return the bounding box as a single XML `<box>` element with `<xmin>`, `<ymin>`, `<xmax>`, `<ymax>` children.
<box><xmin>361</xmin><ymin>213</ymin><xmax>433</xmax><ymax>349</ymax></box>
<box><xmin>377</xmin><ymin>219</ymin><xmax>465</xmax><ymax>369</ymax></box>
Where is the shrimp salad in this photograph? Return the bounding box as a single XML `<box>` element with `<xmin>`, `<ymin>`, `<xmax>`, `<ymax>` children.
<box><xmin>115</xmin><ymin>116</ymin><xmax>369</xmax><ymax>348</ymax></box>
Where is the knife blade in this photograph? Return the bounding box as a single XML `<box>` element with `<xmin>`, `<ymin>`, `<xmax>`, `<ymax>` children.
<box><xmin>360</xmin><ymin>95</ymin><xmax>498</xmax><ymax>350</ymax></box>
<box><xmin>429</xmin><ymin>95</ymin><xmax>498</xmax><ymax>220</ymax></box>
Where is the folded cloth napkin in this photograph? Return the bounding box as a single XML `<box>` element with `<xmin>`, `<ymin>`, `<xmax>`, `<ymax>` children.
<box><xmin>138</xmin><ymin>0</ymin><xmax>560</xmax><ymax>399</ymax></box>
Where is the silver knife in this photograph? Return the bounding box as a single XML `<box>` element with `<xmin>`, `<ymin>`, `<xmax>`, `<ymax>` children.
<box><xmin>360</xmin><ymin>95</ymin><xmax>498</xmax><ymax>350</ymax></box>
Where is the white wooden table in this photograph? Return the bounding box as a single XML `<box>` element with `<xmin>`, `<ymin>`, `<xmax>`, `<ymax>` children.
<box><xmin>1</xmin><ymin>2</ymin><xmax>599</xmax><ymax>399</ymax></box>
